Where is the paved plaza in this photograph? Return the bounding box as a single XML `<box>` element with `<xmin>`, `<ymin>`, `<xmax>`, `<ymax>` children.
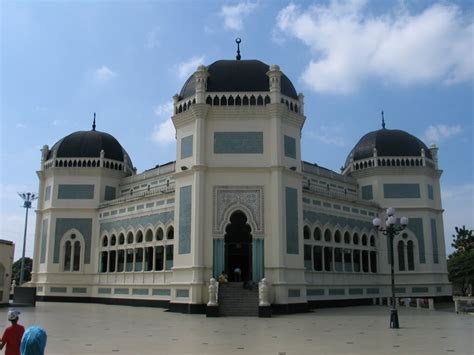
<box><xmin>0</xmin><ymin>302</ymin><xmax>472</xmax><ymax>355</ymax></box>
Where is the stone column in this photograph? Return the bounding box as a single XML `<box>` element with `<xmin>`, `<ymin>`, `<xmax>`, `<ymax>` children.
<box><xmin>428</xmin><ymin>298</ymin><xmax>435</xmax><ymax>310</ymax></box>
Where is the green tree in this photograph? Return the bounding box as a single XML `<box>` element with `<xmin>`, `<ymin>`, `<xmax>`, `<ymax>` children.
<box><xmin>448</xmin><ymin>250</ymin><xmax>474</xmax><ymax>296</ymax></box>
<box><xmin>448</xmin><ymin>226</ymin><xmax>474</xmax><ymax>296</ymax></box>
<box><xmin>11</xmin><ymin>257</ymin><xmax>33</xmax><ymax>285</ymax></box>
<box><xmin>450</xmin><ymin>225</ymin><xmax>474</xmax><ymax>256</ymax></box>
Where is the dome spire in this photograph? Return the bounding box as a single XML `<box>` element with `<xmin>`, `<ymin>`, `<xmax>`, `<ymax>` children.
<box><xmin>381</xmin><ymin>110</ymin><xmax>386</xmax><ymax>129</ymax></box>
<box><xmin>235</xmin><ymin>38</ymin><xmax>241</xmax><ymax>60</ymax></box>
<box><xmin>92</xmin><ymin>112</ymin><xmax>96</xmax><ymax>131</ymax></box>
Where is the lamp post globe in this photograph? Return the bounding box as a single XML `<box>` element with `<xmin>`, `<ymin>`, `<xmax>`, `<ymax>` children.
<box><xmin>372</xmin><ymin>208</ymin><xmax>408</xmax><ymax>329</ymax></box>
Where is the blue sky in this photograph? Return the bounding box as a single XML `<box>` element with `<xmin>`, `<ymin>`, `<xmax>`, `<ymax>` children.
<box><xmin>1</xmin><ymin>0</ymin><xmax>472</xmax><ymax>259</ymax></box>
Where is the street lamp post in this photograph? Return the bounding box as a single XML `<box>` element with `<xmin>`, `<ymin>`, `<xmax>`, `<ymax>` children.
<box><xmin>18</xmin><ymin>192</ymin><xmax>38</xmax><ymax>285</ymax></box>
<box><xmin>372</xmin><ymin>207</ymin><xmax>408</xmax><ymax>329</ymax></box>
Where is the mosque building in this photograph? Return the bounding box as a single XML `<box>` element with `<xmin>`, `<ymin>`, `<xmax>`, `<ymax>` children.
<box><xmin>30</xmin><ymin>48</ymin><xmax>450</xmax><ymax>315</ymax></box>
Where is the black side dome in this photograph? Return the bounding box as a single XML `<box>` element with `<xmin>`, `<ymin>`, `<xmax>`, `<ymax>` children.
<box><xmin>47</xmin><ymin>130</ymin><xmax>133</xmax><ymax>168</ymax></box>
<box><xmin>345</xmin><ymin>129</ymin><xmax>432</xmax><ymax>167</ymax></box>
<box><xmin>179</xmin><ymin>60</ymin><xmax>298</xmax><ymax>99</ymax></box>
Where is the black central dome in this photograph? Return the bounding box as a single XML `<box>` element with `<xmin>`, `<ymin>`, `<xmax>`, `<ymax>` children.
<box><xmin>179</xmin><ymin>60</ymin><xmax>298</xmax><ymax>100</ymax></box>
<box><xmin>345</xmin><ymin>128</ymin><xmax>432</xmax><ymax>167</ymax></box>
<box><xmin>47</xmin><ymin>130</ymin><xmax>133</xmax><ymax>168</ymax></box>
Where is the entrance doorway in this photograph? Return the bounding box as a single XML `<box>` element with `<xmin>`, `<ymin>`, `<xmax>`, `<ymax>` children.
<box><xmin>224</xmin><ymin>211</ymin><xmax>252</xmax><ymax>282</ymax></box>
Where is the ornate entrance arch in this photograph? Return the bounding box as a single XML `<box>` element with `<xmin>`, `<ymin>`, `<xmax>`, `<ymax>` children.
<box><xmin>224</xmin><ymin>211</ymin><xmax>252</xmax><ymax>282</ymax></box>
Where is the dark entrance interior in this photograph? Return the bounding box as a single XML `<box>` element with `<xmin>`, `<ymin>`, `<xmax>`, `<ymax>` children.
<box><xmin>224</xmin><ymin>211</ymin><xmax>252</xmax><ymax>282</ymax></box>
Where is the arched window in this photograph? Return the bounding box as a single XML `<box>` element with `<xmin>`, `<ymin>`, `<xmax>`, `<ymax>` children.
<box><xmin>145</xmin><ymin>229</ymin><xmax>153</xmax><ymax>242</ymax></box>
<box><xmin>407</xmin><ymin>241</ymin><xmax>415</xmax><ymax>271</ymax></box>
<box><xmin>370</xmin><ymin>235</ymin><xmax>376</xmax><ymax>247</ymax></box>
<box><xmin>73</xmin><ymin>241</ymin><xmax>81</xmax><ymax>271</ymax></box>
<box><xmin>118</xmin><ymin>233</ymin><xmax>125</xmax><ymax>245</ymax></box>
<box><xmin>353</xmin><ymin>233</ymin><xmax>359</xmax><ymax>245</ymax></box>
<box><xmin>303</xmin><ymin>226</ymin><xmax>310</xmax><ymax>240</ymax></box>
<box><xmin>324</xmin><ymin>229</ymin><xmax>331</xmax><ymax>242</ymax></box>
<box><xmin>398</xmin><ymin>241</ymin><xmax>405</xmax><ymax>271</ymax></box>
<box><xmin>102</xmin><ymin>236</ymin><xmax>108</xmax><ymax>247</ymax></box>
<box><xmin>334</xmin><ymin>230</ymin><xmax>341</xmax><ymax>243</ymax></box>
<box><xmin>110</xmin><ymin>235</ymin><xmax>116</xmax><ymax>246</ymax></box>
<box><xmin>361</xmin><ymin>234</ymin><xmax>367</xmax><ymax>246</ymax></box>
<box><xmin>344</xmin><ymin>232</ymin><xmax>350</xmax><ymax>244</ymax></box>
<box><xmin>314</xmin><ymin>227</ymin><xmax>321</xmax><ymax>241</ymax></box>
<box><xmin>167</xmin><ymin>226</ymin><xmax>174</xmax><ymax>240</ymax></box>
<box><xmin>136</xmin><ymin>231</ymin><xmax>143</xmax><ymax>243</ymax></box>
<box><xmin>64</xmin><ymin>241</ymin><xmax>72</xmax><ymax>271</ymax></box>
<box><xmin>156</xmin><ymin>228</ymin><xmax>164</xmax><ymax>241</ymax></box>
<box><xmin>127</xmin><ymin>232</ymin><xmax>133</xmax><ymax>244</ymax></box>
<box><xmin>63</xmin><ymin>233</ymin><xmax>83</xmax><ymax>272</ymax></box>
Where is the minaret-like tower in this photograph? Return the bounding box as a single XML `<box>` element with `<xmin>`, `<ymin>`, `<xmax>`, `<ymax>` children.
<box><xmin>170</xmin><ymin>41</ymin><xmax>307</xmax><ymax>310</ymax></box>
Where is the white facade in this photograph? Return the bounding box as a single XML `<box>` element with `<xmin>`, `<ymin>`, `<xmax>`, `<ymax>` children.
<box><xmin>30</xmin><ymin>60</ymin><xmax>450</xmax><ymax>313</ymax></box>
<box><xmin>0</xmin><ymin>240</ymin><xmax>14</xmax><ymax>304</ymax></box>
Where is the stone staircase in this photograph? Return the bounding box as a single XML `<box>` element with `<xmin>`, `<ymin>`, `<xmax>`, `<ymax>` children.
<box><xmin>218</xmin><ymin>282</ymin><xmax>259</xmax><ymax>316</ymax></box>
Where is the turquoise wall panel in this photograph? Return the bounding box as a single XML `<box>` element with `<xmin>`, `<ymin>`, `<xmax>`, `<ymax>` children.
<box><xmin>44</xmin><ymin>186</ymin><xmax>51</xmax><ymax>201</ymax></box>
<box><xmin>431</xmin><ymin>219</ymin><xmax>439</xmax><ymax>264</ymax></box>
<box><xmin>100</xmin><ymin>211</ymin><xmax>174</xmax><ymax>233</ymax></box>
<box><xmin>285</xmin><ymin>187</ymin><xmax>299</xmax><ymax>254</ymax></box>
<box><xmin>428</xmin><ymin>184</ymin><xmax>434</xmax><ymax>200</ymax></box>
<box><xmin>152</xmin><ymin>289</ymin><xmax>171</xmax><ymax>296</ymax></box>
<box><xmin>328</xmin><ymin>289</ymin><xmax>345</xmax><ymax>295</ymax></box>
<box><xmin>72</xmin><ymin>287</ymin><xmax>87</xmax><ymax>294</ymax></box>
<box><xmin>132</xmin><ymin>288</ymin><xmax>149</xmax><ymax>295</ymax></box>
<box><xmin>348</xmin><ymin>288</ymin><xmax>363</xmax><ymax>295</ymax></box>
<box><xmin>409</xmin><ymin>218</ymin><xmax>426</xmax><ymax>264</ymax></box>
<box><xmin>252</xmin><ymin>239</ymin><xmax>264</xmax><ymax>281</ymax></box>
<box><xmin>176</xmin><ymin>289</ymin><xmax>189</xmax><ymax>298</ymax></box>
<box><xmin>213</xmin><ymin>238</ymin><xmax>224</xmax><ymax>278</ymax></box>
<box><xmin>179</xmin><ymin>185</ymin><xmax>192</xmax><ymax>254</ymax></box>
<box><xmin>361</xmin><ymin>185</ymin><xmax>373</xmax><ymax>200</ymax></box>
<box><xmin>288</xmin><ymin>289</ymin><xmax>301</xmax><ymax>297</ymax></box>
<box><xmin>307</xmin><ymin>289</ymin><xmax>324</xmax><ymax>296</ymax></box>
<box><xmin>366</xmin><ymin>288</ymin><xmax>379</xmax><ymax>294</ymax></box>
<box><xmin>40</xmin><ymin>219</ymin><xmax>48</xmax><ymax>264</ymax></box>
<box><xmin>383</xmin><ymin>184</ymin><xmax>420</xmax><ymax>198</ymax></box>
<box><xmin>58</xmin><ymin>184</ymin><xmax>94</xmax><ymax>199</ymax></box>
<box><xmin>98</xmin><ymin>288</ymin><xmax>111</xmax><ymax>294</ymax></box>
<box><xmin>114</xmin><ymin>288</ymin><xmax>129</xmax><ymax>295</ymax></box>
<box><xmin>181</xmin><ymin>135</ymin><xmax>193</xmax><ymax>159</ymax></box>
<box><xmin>104</xmin><ymin>186</ymin><xmax>116</xmax><ymax>201</ymax></box>
<box><xmin>412</xmin><ymin>287</ymin><xmax>428</xmax><ymax>293</ymax></box>
<box><xmin>284</xmin><ymin>135</ymin><xmax>296</xmax><ymax>159</ymax></box>
<box><xmin>54</xmin><ymin>218</ymin><xmax>92</xmax><ymax>264</ymax></box>
<box><xmin>50</xmin><ymin>287</ymin><xmax>67</xmax><ymax>293</ymax></box>
<box><xmin>214</xmin><ymin>132</ymin><xmax>263</xmax><ymax>154</ymax></box>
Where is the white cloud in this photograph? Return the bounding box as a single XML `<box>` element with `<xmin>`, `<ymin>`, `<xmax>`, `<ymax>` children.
<box><xmin>441</xmin><ymin>184</ymin><xmax>474</xmax><ymax>255</ymax></box>
<box><xmin>275</xmin><ymin>1</ymin><xmax>473</xmax><ymax>93</ymax></box>
<box><xmin>220</xmin><ymin>1</ymin><xmax>258</xmax><ymax>31</ymax></box>
<box><xmin>145</xmin><ymin>27</ymin><xmax>160</xmax><ymax>49</ymax></box>
<box><xmin>305</xmin><ymin>124</ymin><xmax>346</xmax><ymax>147</ymax></box>
<box><xmin>424</xmin><ymin>124</ymin><xmax>462</xmax><ymax>144</ymax></box>
<box><xmin>152</xmin><ymin>101</ymin><xmax>175</xmax><ymax>145</ymax></box>
<box><xmin>176</xmin><ymin>56</ymin><xmax>205</xmax><ymax>80</ymax></box>
<box><xmin>94</xmin><ymin>65</ymin><xmax>117</xmax><ymax>82</ymax></box>
<box><xmin>16</xmin><ymin>123</ymin><xmax>26</xmax><ymax>128</ymax></box>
